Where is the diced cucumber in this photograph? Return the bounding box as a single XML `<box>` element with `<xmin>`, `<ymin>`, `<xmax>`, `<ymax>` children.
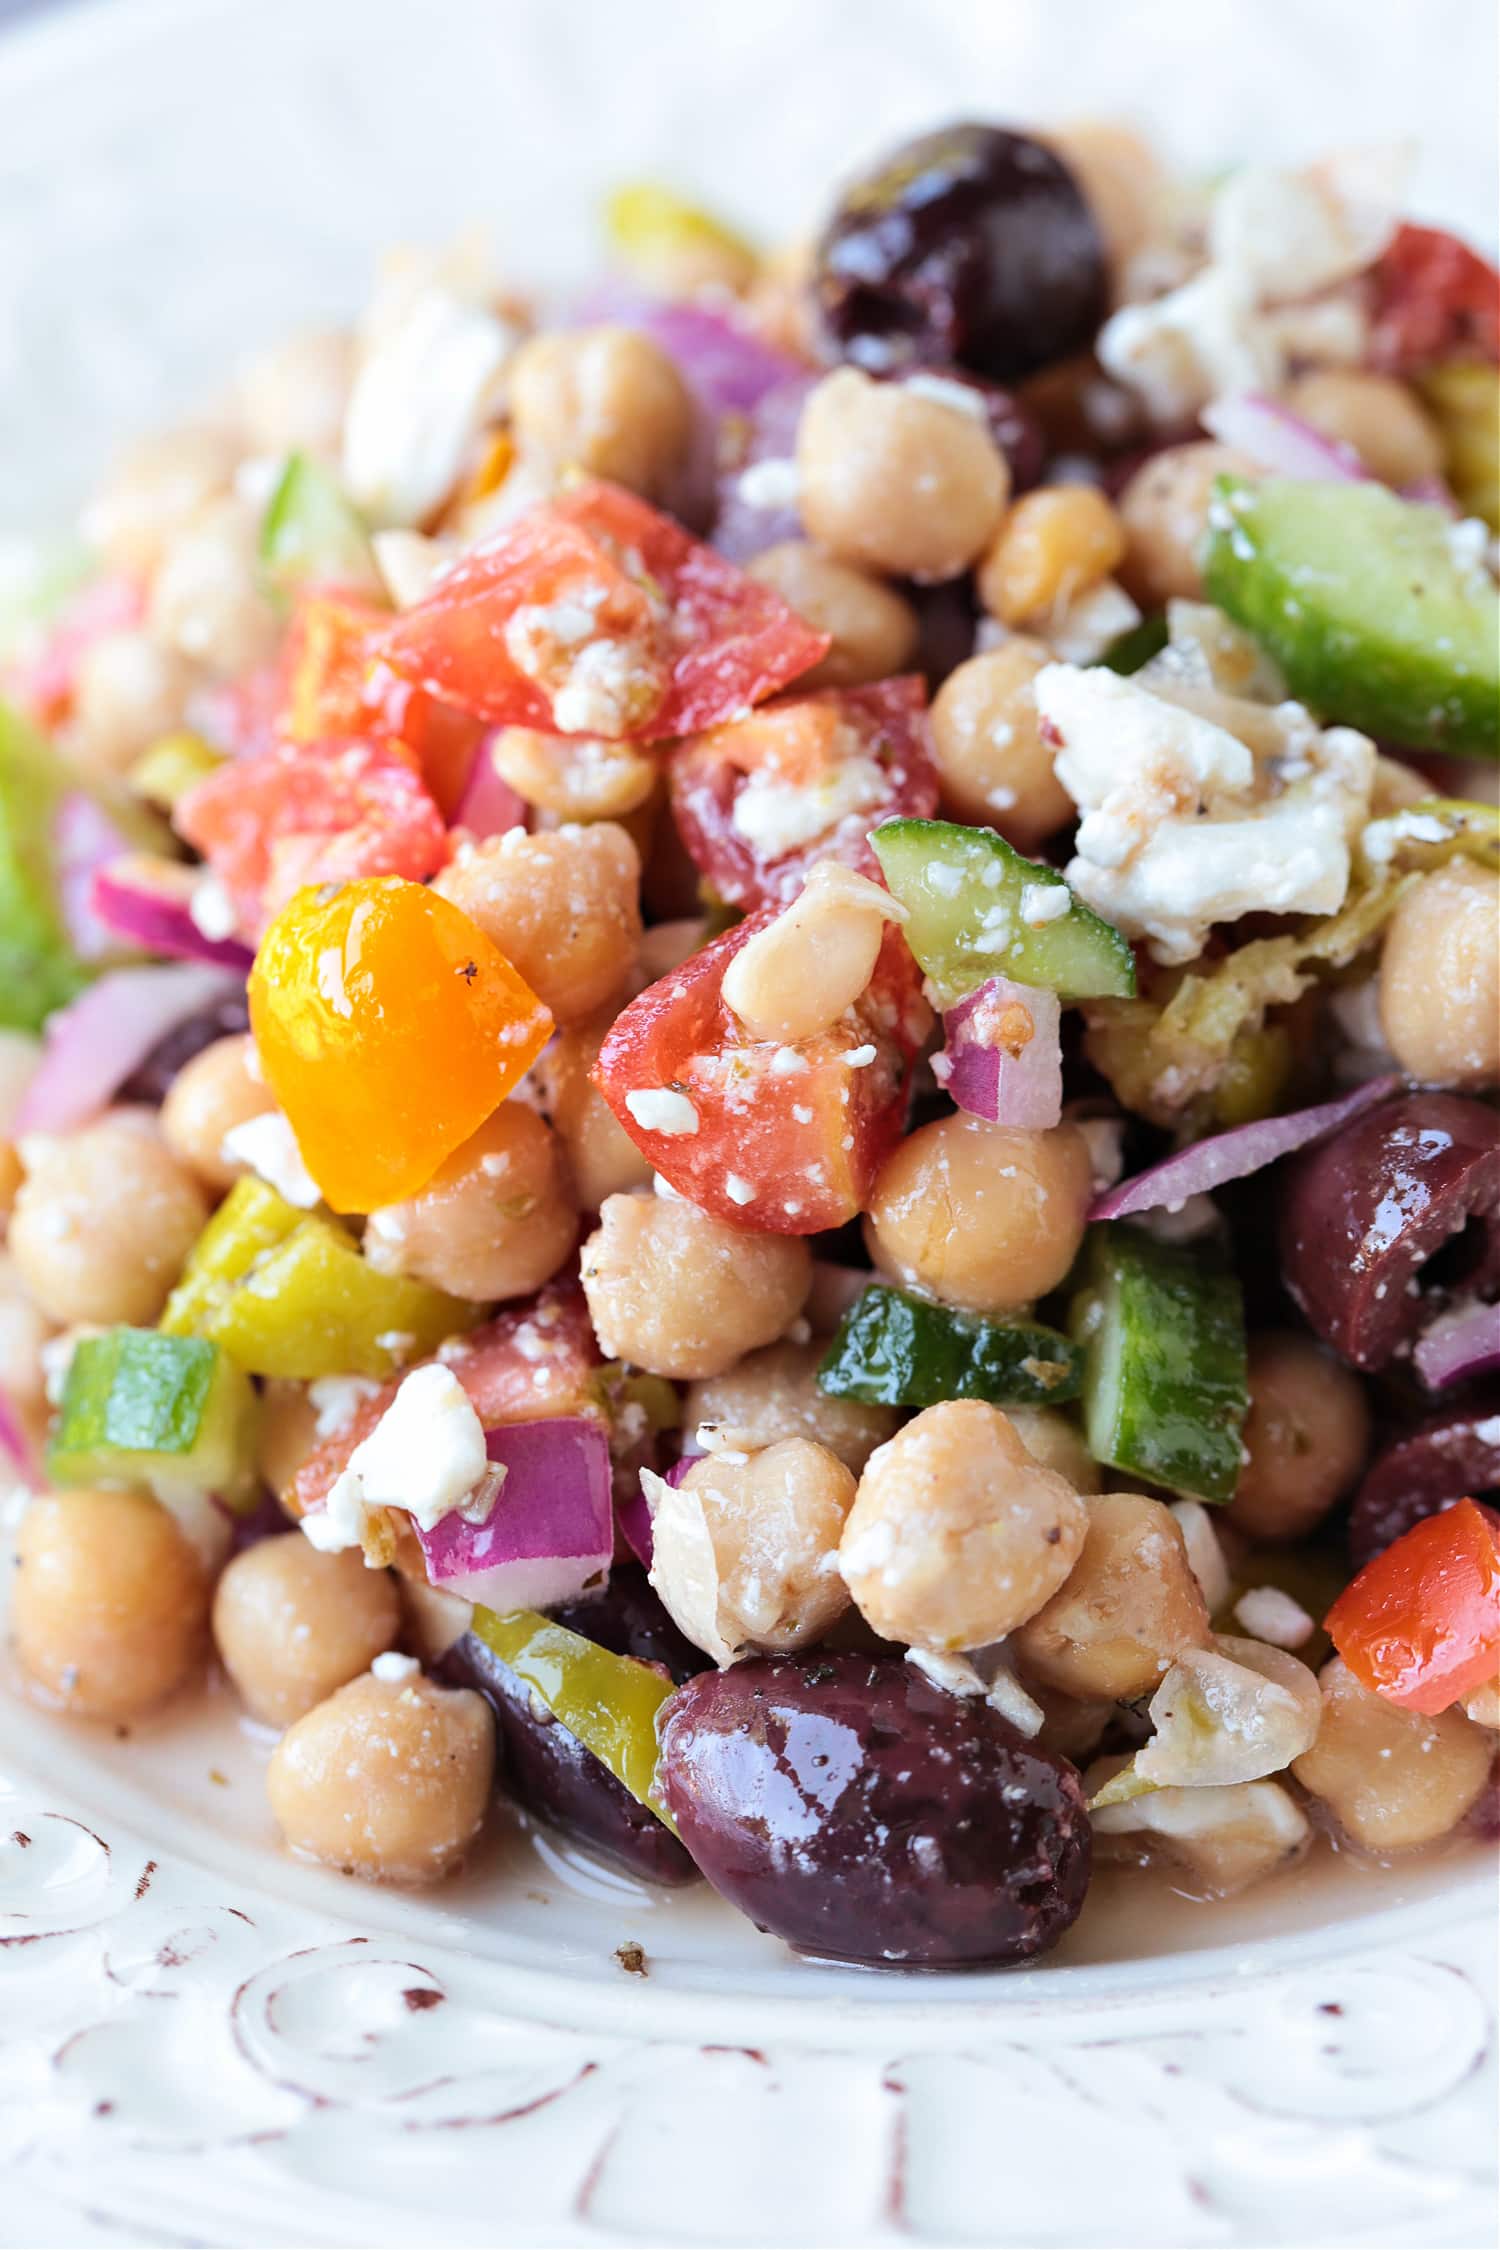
<box><xmin>1099</xmin><ymin>611</ymin><xmax>1168</xmax><ymax>675</ymax></box>
<box><xmin>0</xmin><ymin>701</ymin><xmax>90</xmax><ymax>1030</ymax></box>
<box><xmin>818</xmin><ymin>1283</ymin><xmax>1081</xmax><ymax>1409</ymax></box>
<box><xmin>1070</xmin><ymin>1224</ymin><xmax>1247</xmax><ymax>1503</ymax></box>
<box><xmin>48</xmin><ymin>1327</ymin><xmax>259</xmax><ymax>1509</ymax></box>
<box><xmin>871</xmin><ymin>818</ymin><xmax>1136</xmax><ymax>1006</ymax></box>
<box><xmin>1204</xmin><ymin>477</ymin><xmax>1500</xmax><ymax>758</ymax></box>
<box><xmin>260</xmin><ymin>453</ymin><xmax>380</xmax><ymax>598</ymax></box>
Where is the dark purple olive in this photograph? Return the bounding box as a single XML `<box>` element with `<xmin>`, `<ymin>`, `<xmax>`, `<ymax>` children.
<box><xmin>117</xmin><ymin>988</ymin><xmax>251</xmax><ymax>1105</ymax></box>
<box><xmin>442</xmin><ymin>1570</ymin><xmax>701</xmax><ymax>1888</ymax></box>
<box><xmin>656</xmin><ymin>1653</ymin><xmax>1091</xmax><ymax>1966</ymax></box>
<box><xmin>1279</xmin><ymin>1093</ymin><xmax>1500</xmax><ymax>1370</ymax></box>
<box><xmin>814</xmin><ymin>123</ymin><xmax>1107</xmax><ymax>384</ymax></box>
<box><xmin>1347</xmin><ymin>1390</ymin><xmax>1500</xmax><ymax>1566</ymax></box>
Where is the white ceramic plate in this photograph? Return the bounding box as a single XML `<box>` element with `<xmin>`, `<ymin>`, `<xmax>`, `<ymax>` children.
<box><xmin>1</xmin><ymin>2</ymin><xmax>1496</xmax><ymax>2241</ymax></box>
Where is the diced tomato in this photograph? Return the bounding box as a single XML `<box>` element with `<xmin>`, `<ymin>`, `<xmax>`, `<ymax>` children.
<box><xmin>377</xmin><ymin>479</ymin><xmax>829</xmax><ymax>741</ymax></box>
<box><xmin>1370</xmin><ymin>224</ymin><xmax>1500</xmax><ymax>374</ymax></box>
<box><xmin>595</xmin><ymin>916</ymin><xmax>931</xmax><ymax>1234</ymax></box>
<box><xmin>668</xmin><ymin>675</ymin><xmax>940</xmax><ymax>909</ymax></box>
<box><xmin>1326</xmin><ymin>1496</ymin><xmax>1500</xmax><ymax>1715</ymax></box>
<box><xmin>176</xmin><ymin>738</ymin><xmax>448</xmax><ymax>936</ymax></box>
<box><xmin>282</xmin><ymin>592</ymin><xmax>483</xmax><ymax>817</ymax></box>
<box><xmin>6</xmin><ymin>575</ymin><xmax>143</xmax><ymax>727</ymax></box>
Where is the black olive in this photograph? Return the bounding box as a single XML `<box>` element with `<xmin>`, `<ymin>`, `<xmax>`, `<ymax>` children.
<box><xmin>116</xmin><ymin>988</ymin><xmax>251</xmax><ymax>1106</ymax></box>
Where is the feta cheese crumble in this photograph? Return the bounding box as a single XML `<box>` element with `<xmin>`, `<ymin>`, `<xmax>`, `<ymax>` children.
<box><xmin>730</xmin><ymin>750</ymin><xmax>887</xmax><ymax>859</ymax></box>
<box><xmin>220</xmin><ymin>1111</ymin><xmax>322</xmax><ymax>1209</ymax></box>
<box><xmin>344</xmin><ymin>285</ymin><xmax>516</xmax><ymax>527</ymax></box>
<box><xmin>304</xmin><ymin>1364</ymin><xmax>500</xmax><ymax>1554</ymax></box>
<box><xmin>371</xmin><ymin>1650</ymin><xmax>423</xmax><ymax>1684</ymax></box>
<box><xmin>625</xmin><ymin>1087</ymin><xmax>701</xmax><ymax>1135</ymax></box>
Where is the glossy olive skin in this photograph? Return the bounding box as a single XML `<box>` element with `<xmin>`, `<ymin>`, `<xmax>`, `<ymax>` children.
<box><xmin>657</xmin><ymin>1653</ymin><xmax>1092</xmax><ymax>1966</ymax></box>
<box><xmin>1348</xmin><ymin>1393</ymin><xmax>1500</xmax><ymax>1567</ymax></box>
<box><xmin>1279</xmin><ymin>1094</ymin><xmax>1500</xmax><ymax>1370</ymax></box>
<box><xmin>442</xmin><ymin>1570</ymin><xmax>702</xmax><ymax>1888</ymax></box>
<box><xmin>119</xmin><ymin>989</ymin><xmax>251</xmax><ymax>1104</ymax></box>
<box><xmin>814</xmin><ymin>123</ymin><xmax>1107</xmax><ymax>384</ymax></box>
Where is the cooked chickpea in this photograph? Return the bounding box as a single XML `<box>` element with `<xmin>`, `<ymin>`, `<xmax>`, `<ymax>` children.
<box><xmin>1045</xmin><ymin>122</ymin><xmax>1165</xmax><ymax>276</ymax></box>
<box><xmin>490</xmin><ymin>726</ymin><xmax>657</xmax><ymax>822</ymax></box>
<box><xmin>256</xmin><ymin>1379</ymin><xmax>324</xmax><ymax>1503</ymax></box>
<box><xmin>976</xmin><ymin>485</ymin><xmax>1127</xmax><ymax>628</ymax></box>
<box><xmin>1378</xmin><ymin>860</ymin><xmax>1500</xmax><ymax>1088</ymax></box>
<box><xmin>1226</xmin><ymin>1332</ymin><xmax>1371</xmax><ymax>1542</ymax></box>
<box><xmin>580</xmin><ymin>1191</ymin><xmax>811</xmax><ymax>1380</ymax></box>
<box><xmin>68</xmin><ymin>629</ymin><xmax>197</xmax><ymax>779</ymax></box>
<box><xmin>11</xmin><ymin>1112</ymin><xmax>209</xmax><ymax>1327</ymax></box>
<box><xmin>1005</xmin><ymin>1406</ymin><xmax>1102</xmax><ymax>1494</ymax></box>
<box><xmin>82</xmin><ymin>422</ymin><xmax>240</xmax><ymax>577</ymax></box>
<box><xmin>237</xmin><ymin>326</ymin><xmax>354</xmax><ymax>458</ymax></box>
<box><xmin>865</xmin><ymin>1115</ymin><xmax>1092</xmax><ymax>1317</ymax></box>
<box><xmin>684</xmin><ymin>1337</ymin><xmax>896</xmax><ymax>1476</ymax></box>
<box><xmin>1118</xmin><ymin>442</ymin><xmax>1258</xmax><ymax>607</ymax></box>
<box><xmin>1371</xmin><ymin>755</ymin><xmax>1431</xmax><ymax>815</ymax></box>
<box><xmin>159</xmin><ymin>1034</ymin><xmax>274</xmax><ymax>1192</ymax></box>
<box><xmin>746</xmin><ymin>542</ymin><xmax>920</xmax><ymax>687</ymax></box>
<box><xmin>636</xmin><ymin>917</ymin><xmax>706</xmax><ymax>984</ymax></box>
<box><xmin>535</xmin><ymin>1007</ymin><xmax>652</xmax><ymax>1210</ymax></box>
<box><xmin>266</xmin><ymin>1670</ymin><xmax>494</xmax><ymax>1884</ymax></box>
<box><xmin>507</xmin><ymin>325</ymin><xmax>694</xmax><ymax>501</ymax></box>
<box><xmin>929</xmin><ymin>640</ymin><xmax>1074</xmax><ymax>848</ymax></box>
<box><xmin>649</xmin><ymin>1438</ymin><xmax>856</xmax><ymax>1664</ymax></box>
<box><xmin>434</xmin><ymin>823</ymin><xmax>642</xmax><ymax>1025</ymax></box>
<box><xmin>147</xmin><ymin>496</ymin><xmax>281</xmax><ymax>679</ymax></box>
<box><xmin>1286</xmin><ymin>369</ymin><xmax>1443</xmax><ymax>489</ymax></box>
<box><xmin>841</xmin><ymin>1400</ymin><xmax>1087</xmax><ymax>1650</ymax></box>
<box><xmin>364</xmin><ymin>1101</ymin><xmax>576</xmax><ymax>1302</ymax></box>
<box><xmin>212</xmin><ymin>1534</ymin><xmax>401</xmax><ymax>1727</ymax></box>
<box><xmin>1292</xmin><ymin>1656</ymin><xmax>1493</xmax><ymax>1851</ymax></box>
<box><xmin>1013</xmin><ymin>1493</ymin><xmax>1210</xmax><ymax>1700</ymax></box>
<box><xmin>796</xmin><ymin>367</ymin><xmax>1010</xmax><ymax>583</ymax></box>
<box><xmin>722</xmin><ymin>861</ymin><xmax>898</xmax><ymax>1044</ymax></box>
<box><xmin>12</xmin><ymin>1489</ymin><xmax>207</xmax><ymax>1720</ymax></box>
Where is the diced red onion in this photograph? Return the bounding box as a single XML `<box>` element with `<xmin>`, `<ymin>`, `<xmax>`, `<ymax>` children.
<box><xmin>15</xmin><ymin>960</ymin><xmax>246</xmax><ymax>1135</ymax></box>
<box><xmin>710</xmin><ymin>374</ymin><xmax>817</xmax><ymax>561</ymax></box>
<box><xmin>0</xmin><ymin>1390</ymin><xmax>38</xmax><ymax>1486</ymax></box>
<box><xmin>940</xmin><ymin>978</ymin><xmax>1063</xmax><ymax>1129</ymax></box>
<box><xmin>451</xmin><ymin>734</ymin><xmax>527</xmax><ymax>840</ymax></box>
<box><xmin>572</xmin><ymin>286</ymin><xmax>807</xmax><ymax>418</ymax></box>
<box><xmin>1413</xmin><ymin>1296</ymin><xmax>1500</xmax><ymax>1391</ymax></box>
<box><xmin>1090</xmin><ymin>1074</ymin><xmax>1403</xmax><ymax>1222</ymax></box>
<box><xmin>1201</xmin><ymin>393</ymin><xmax>1368</xmax><ymax>482</ymax></box>
<box><xmin>91</xmin><ymin>855</ymin><xmax>254</xmax><ymax>972</ymax></box>
<box><xmin>54</xmin><ymin>794</ymin><xmax>135</xmax><ymax>961</ymax></box>
<box><xmin>415</xmin><ymin>1416</ymin><xmax>613</xmax><ymax>1612</ymax></box>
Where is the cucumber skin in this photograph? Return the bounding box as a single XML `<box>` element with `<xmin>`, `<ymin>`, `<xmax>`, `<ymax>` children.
<box><xmin>1204</xmin><ymin>478</ymin><xmax>1500</xmax><ymax>759</ymax></box>
<box><xmin>818</xmin><ymin>1283</ymin><xmax>1081</xmax><ymax>1409</ymax></box>
<box><xmin>47</xmin><ymin>1328</ymin><xmax>259</xmax><ymax>1507</ymax></box>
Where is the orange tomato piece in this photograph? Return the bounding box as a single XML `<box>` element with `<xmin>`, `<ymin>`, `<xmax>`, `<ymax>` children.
<box><xmin>1326</xmin><ymin>1496</ymin><xmax>1500</xmax><ymax>1715</ymax></box>
<box><xmin>250</xmin><ymin>876</ymin><xmax>552</xmax><ymax>1214</ymax></box>
<box><xmin>283</xmin><ymin>592</ymin><xmax>483</xmax><ymax>817</ymax></box>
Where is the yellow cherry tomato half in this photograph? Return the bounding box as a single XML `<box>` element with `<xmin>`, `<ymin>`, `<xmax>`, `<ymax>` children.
<box><xmin>250</xmin><ymin>876</ymin><xmax>552</xmax><ymax>1213</ymax></box>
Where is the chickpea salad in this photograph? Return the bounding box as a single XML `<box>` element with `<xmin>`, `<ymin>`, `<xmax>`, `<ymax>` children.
<box><xmin>1</xmin><ymin>122</ymin><xmax>1497</xmax><ymax>1969</ymax></box>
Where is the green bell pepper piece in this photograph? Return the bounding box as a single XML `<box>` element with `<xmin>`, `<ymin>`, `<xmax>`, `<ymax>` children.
<box><xmin>603</xmin><ymin>181</ymin><xmax>757</xmax><ymax>287</ymax></box>
<box><xmin>47</xmin><ymin>1327</ymin><xmax>259</xmax><ymax>1509</ymax></box>
<box><xmin>1099</xmin><ymin>611</ymin><xmax>1168</xmax><ymax>675</ymax></box>
<box><xmin>471</xmin><ymin>1605</ymin><xmax>678</xmax><ymax>1828</ymax></box>
<box><xmin>128</xmin><ymin>730</ymin><xmax>226</xmax><ymax>813</ymax></box>
<box><xmin>259</xmin><ymin>453</ymin><xmax>381</xmax><ymax>598</ymax></box>
<box><xmin>160</xmin><ymin>1177</ymin><xmax>301</xmax><ymax>1339</ymax></box>
<box><xmin>818</xmin><ymin>1283</ymin><xmax>1081</xmax><ymax>1409</ymax></box>
<box><xmin>0</xmin><ymin>700</ymin><xmax>91</xmax><ymax>1030</ymax></box>
<box><xmin>1071</xmin><ymin>1224</ymin><xmax>1248</xmax><ymax>1503</ymax></box>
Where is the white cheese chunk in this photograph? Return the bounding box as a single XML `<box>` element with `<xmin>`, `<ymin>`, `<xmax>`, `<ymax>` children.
<box><xmin>220</xmin><ymin>1111</ymin><xmax>322</xmax><ymax>1209</ymax></box>
<box><xmin>305</xmin><ymin>1364</ymin><xmax>496</xmax><ymax>1553</ymax></box>
<box><xmin>730</xmin><ymin>751</ymin><xmax>887</xmax><ymax>858</ymax></box>
<box><xmin>343</xmin><ymin>285</ymin><xmax>515</xmax><ymax>528</ymax></box>
<box><xmin>370</xmin><ymin>1650</ymin><xmax>423</xmax><ymax>1684</ymax></box>
<box><xmin>625</xmin><ymin>1087</ymin><xmax>700</xmax><ymax>1135</ymax></box>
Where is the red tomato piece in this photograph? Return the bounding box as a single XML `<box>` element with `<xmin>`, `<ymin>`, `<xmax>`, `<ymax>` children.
<box><xmin>282</xmin><ymin>592</ymin><xmax>483</xmax><ymax>817</ymax></box>
<box><xmin>1369</xmin><ymin>224</ymin><xmax>1500</xmax><ymax>373</ymax></box>
<box><xmin>1326</xmin><ymin>1496</ymin><xmax>1500</xmax><ymax>1715</ymax></box>
<box><xmin>595</xmin><ymin>916</ymin><xmax>931</xmax><ymax>1234</ymax></box>
<box><xmin>377</xmin><ymin>479</ymin><xmax>829</xmax><ymax>741</ymax></box>
<box><xmin>668</xmin><ymin>676</ymin><xmax>939</xmax><ymax>908</ymax></box>
<box><xmin>176</xmin><ymin>739</ymin><xmax>448</xmax><ymax>937</ymax></box>
<box><xmin>5</xmin><ymin>575</ymin><xmax>143</xmax><ymax>728</ymax></box>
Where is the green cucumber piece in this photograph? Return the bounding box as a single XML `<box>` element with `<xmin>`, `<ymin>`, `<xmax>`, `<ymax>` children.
<box><xmin>1070</xmin><ymin>1225</ymin><xmax>1247</xmax><ymax>1503</ymax></box>
<box><xmin>818</xmin><ymin>1283</ymin><xmax>1081</xmax><ymax>1409</ymax></box>
<box><xmin>0</xmin><ymin>701</ymin><xmax>91</xmax><ymax>1030</ymax></box>
<box><xmin>1203</xmin><ymin>477</ymin><xmax>1500</xmax><ymax>758</ymax></box>
<box><xmin>1099</xmin><ymin>611</ymin><xmax>1168</xmax><ymax>675</ymax></box>
<box><xmin>260</xmin><ymin>453</ymin><xmax>380</xmax><ymax>598</ymax></box>
<box><xmin>871</xmin><ymin>817</ymin><xmax>1135</xmax><ymax>1006</ymax></box>
<box><xmin>48</xmin><ymin>1327</ymin><xmax>259</xmax><ymax>1509</ymax></box>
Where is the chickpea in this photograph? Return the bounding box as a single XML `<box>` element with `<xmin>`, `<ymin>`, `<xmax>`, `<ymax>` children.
<box><xmin>1371</xmin><ymin>755</ymin><xmax>1431</xmax><ymax>815</ymax></box>
<box><xmin>1225</xmin><ymin>1332</ymin><xmax>1371</xmax><ymax>1542</ymax></box>
<box><xmin>636</xmin><ymin>917</ymin><xmax>706</xmax><ymax>983</ymax></box>
<box><xmin>159</xmin><ymin>1034</ymin><xmax>274</xmax><ymax>1193</ymax></box>
<box><xmin>746</xmin><ymin>542</ymin><xmax>919</xmax><ymax>688</ymax></box>
<box><xmin>976</xmin><ymin>485</ymin><xmax>1126</xmax><ymax>628</ymax></box>
<box><xmin>507</xmin><ymin>326</ymin><xmax>693</xmax><ymax>501</ymax></box>
<box><xmin>434</xmin><ymin>823</ymin><xmax>642</xmax><ymax>1025</ymax></box>
<box><xmin>1013</xmin><ymin>1493</ymin><xmax>1209</xmax><ymax>1700</ymax></box>
<box><xmin>841</xmin><ymin>1400</ymin><xmax>1087</xmax><ymax>1650</ymax></box>
<box><xmin>1378</xmin><ymin>859</ymin><xmax>1500</xmax><ymax>1088</ymax></box>
<box><xmin>535</xmin><ymin>1007</ymin><xmax>652</xmax><ymax>1211</ymax></box>
<box><xmin>256</xmin><ymin>1379</ymin><xmax>324</xmax><ymax>1503</ymax></box>
<box><xmin>267</xmin><ymin>1670</ymin><xmax>494</xmax><ymax>1884</ymax></box>
<box><xmin>929</xmin><ymin>640</ymin><xmax>1074</xmax><ymax>847</ymax></box>
<box><xmin>684</xmin><ymin>1337</ymin><xmax>896</xmax><ymax>1476</ymax></box>
<box><xmin>82</xmin><ymin>422</ymin><xmax>240</xmax><ymax>577</ymax></box>
<box><xmin>1005</xmin><ymin>1405</ymin><xmax>1102</xmax><ymax>1494</ymax></box>
<box><xmin>865</xmin><ymin>1115</ymin><xmax>1092</xmax><ymax>1317</ymax></box>
<box><xmin>147</xmin><ymin>496</ymin><xmax>281</xmax><ymax>679</ymax></box>
<box><xmin>721</xmin><ymin>861</ymin><xmax>898</xmax><ymax>1044</ymax></box>
<box><xmin>1292</xmin><ymin>1656</ymin><xmax>1493</xmax><ymax>1851</ymax></box>
<box><xmin>1118</xmin><ymin>442</ymin><xmax>1259</xmax><ymax>607</ymax></box>
<box><xmin>796</xmin><ymin>367</ymin><xmax>1010</xmax><ymax>583</ymax></box>
<box><xmin>490</xmin><ymin>725</ymin><xmax>657</xmax><ymax>823</ymax></box>
<box><xmin>1286</xmin><ymin>369</ymin><xmax>1443</xmax><ymax>489</ymax></box>
<box><xmin>1045</xmin><ymin>122</ymin><xmax>1165</xmax><ymax>277</ymax></box>
<box><xmin>12</xmin><ymin>1489</ymin><xmax>207</xmax><ymax>1720</ymax></box>
<box><xmin>68</xmin><ymin>630</ymin><xmax>197</xmax><ymax>779</ymax></box>
<box><xmin>649</xmin><ymin>1438</ymin><xmax>856</xmax><ymax>1664</ymax></box>
<box><xmin>237</xmin><ymin>327</ymin><xmax>354</xmax><ymax>458</ymax></box>
<box><xmin>580</xmin><ymin>1191</ymin><xmax>811</xmax><ymax>1380</ymax></box>
<box><xmin>212</xmin><ymin>1534</ymin><xmax>401</xmax><ymax>1727</ymax></box>
<box><xmin>11</xmin><ymin>1112</ymin><xmax>209</xmax><ymax>1327</ymax></box>
<box><xmin>364</xmin><ymin>1101</ymin><xmax>576</xmax><ymax>1302</ymax></box>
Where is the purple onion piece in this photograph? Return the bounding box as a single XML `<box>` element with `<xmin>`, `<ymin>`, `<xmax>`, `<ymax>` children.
<box><xmin>709</xmin><ymin>373</ymin><xmax>817</xmax><ymax>561</ymax></box>
<box><xmin>91</xmin><ymin>856</ymin><xmax>255</xmax><ymax>973</ymax></box>
<box><xmin>0</xmin><ymin>1390</ymin><xmax>39</xmax><ymax>1485</ymax></box>
<box><xmin>939</xmin><ymin>978</ymin><xmax>1062</xmax><ymax>1128</ymax></box>
<box><xmin>16</xmin><ymin>960</ymin><xmax>247</xmax><ymax>1135</ymax></box>
<box><xmin>1092</xmin><ymin>1075</ymin><xmax>1402</xmax><ymax>1222</ymax></box>
<box><xmin>54</xmin><ymin>794</ymin><xmax>135</xmax><ymax>962</ymax></box>
<box><xmin>1200</xmin><ymin>392</ymin><xmax>1368</xmax><ymax>481</ymax></box>
<box><xmin>416</xmin><ymin>1417</ymin><xmax>612</xmax><ymax>1612</ymax></box>
<box><xmin>451</xmin><ymin>735</ymin><xmax>527</xmax><ymax>840</ymax></box>
<box><xmin>1413</xmin><ymin>1296</ymin><xmax>1500</xmax><ymax>1391</ymax></box>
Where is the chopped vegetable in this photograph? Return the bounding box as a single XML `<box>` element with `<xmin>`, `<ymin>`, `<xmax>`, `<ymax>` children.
<box><xmin>938</xmin><ymin>977</ymin><xmax>1063</xmax><ymax>1128</ymax></box>
<box><xmin>1412</xmin><ymin>1297</ymin><xmax>1500</xmax><ymax>1392</ymax></box>
<box><xmin>871</xmin><ymin>817</ymin><xmax>1136</xmax><ymax>1005</ymax></box>
<box><xmin>1359</xmin><ymin>796</ymin><xmax>1500</xmax><ymax>878</ymax></box>
<box><xmin>416</xmin><ymin>1417</ymin><xmax>614</xmax><ymax>1612</ymax></box>
<box><xmin>818</xmin><ymin>1283</ymin><xmax>1081</xmax><ymax>1409</ymax></box>
<box><xmin>249</xmin><ymin>876</ymin><xmax>551</xmax><ymax>1214</ymax></box>
<box><xmin>1098</xmin><ymin>611</ymin><xmax>1168</xmax><ymax>676</ymax></box>
<box><xmin>1418</xmin><ymin>362</ymin><xmax>1499</xmax><ymax>529</ymax></box>
<box><xmin>91</xmin><ymin>855</ymin><xmax>254</xmax><ymax>971</ymax></box>
<box><xmin>1071</xmin><ymin>1224</ymin><xmax>1248</xmax><ymax>1503</ymax></box>
<box><xmin>604</xmin><ymin>181</ymin><xmax>758</xmax><ymax>295</ymax></box>
<box><xmin>1089</xmin><ymin>1074</ymin><xmax>1401</xmax><ymax>1222</ymax></box>
<box><xmin>0</xmin><ymin>701</ymin><xmax>92</xmax><ymax>1029</ymax></box>
<box><xmin>1326</xmin><ymin>1498</ymin><xmax>1500</xmax><ymax>1715</ymax></box>
<box><xmin>15</xmin><ymin>961</ymin><xmax>245</xmax><ymax>1135</ymax></box>
<box><xmin>1370</xmin><ymin>224</ymin><xmax>1500</xmax><ymax>374</ymax></box>
<box><xmin>1200</xmin><ymin>393</ymin><xmax>1365</xmax><ymax>481</ymax></box>
<box><xmin>470</xmin><ymin>1604</ymin><xmax>679</xmax><ymax>1824</ymax></box>
<box><xmin>128</xmin><ymin>730</ymin><xmax>225</xmax><ymax>813</ymax></box>
<box><xmin>48</xmin><ymin>1327</ymin><xmax>259</xmax><ymax>1510</ymax></box>
<box><xmin>259</xmin><ymin>452</ymin><xmax>381</xmax><ymax>598</ymax></box>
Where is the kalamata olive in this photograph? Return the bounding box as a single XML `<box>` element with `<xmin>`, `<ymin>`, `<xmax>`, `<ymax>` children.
<box><xmin>1279</xmin><ymin>1093</ymin><xmax>1500</xmax><ymax>1370</ymax></box>
<box><xmin>442</xmin><ymin>1570</ymin><xmax>701</xmax><ymax>1888</ymax></box>
<box><xmin>814</xmin><ymin>123</ymin><xmax>1108</xmax><ymax>385</ymax></box>
<box><xmin>1347</xmin><ymin>1391</ymin><xmax>1500</xmax><ymax>1566</ymax></box>
<box><xmin>117</xmin><ymin>988</ymin><xmax>251</xmax><ymax>1105</ymax></box>
<box><xmin>656</xmin><ymin>1652</ymin><xmax>1091</xmax><ymax>1965</ymax></box>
